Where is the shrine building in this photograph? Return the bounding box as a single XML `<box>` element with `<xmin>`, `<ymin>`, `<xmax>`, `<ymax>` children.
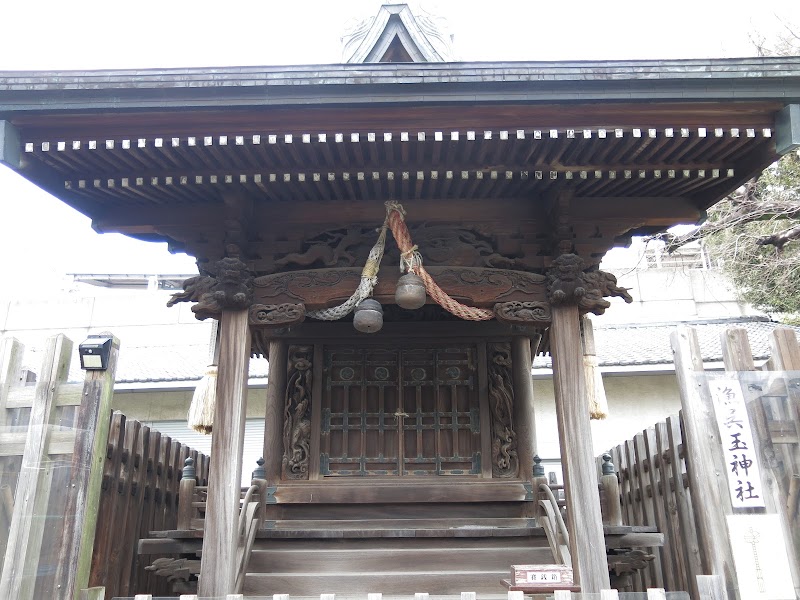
<box><xmin>1</xmin><ymin>3</ymin><xmax>799</xmax><ymax>597</ymax></box>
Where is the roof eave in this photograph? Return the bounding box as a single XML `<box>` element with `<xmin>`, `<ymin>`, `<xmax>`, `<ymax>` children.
<box><xmin>2</xmin><ymin>57</ymin><xmax>800</xmax><ymax>115</ymax></box>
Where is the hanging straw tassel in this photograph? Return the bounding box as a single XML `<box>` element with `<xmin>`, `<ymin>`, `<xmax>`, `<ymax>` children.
<box><xmin>581</xmin><ymin>315</ymin><xmax>609</xmax><ymax>420</ymax></box>
<box><xmin>188</xmin><ymin>320</ymin><xmax>220</xmax><ymax>434</ymax></box>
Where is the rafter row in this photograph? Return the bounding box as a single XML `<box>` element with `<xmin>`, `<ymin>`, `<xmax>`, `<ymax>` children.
<box><xmin>25</xmin><ymin>126</ymin><xmax>772</xmax><ymax>152</ymax></box>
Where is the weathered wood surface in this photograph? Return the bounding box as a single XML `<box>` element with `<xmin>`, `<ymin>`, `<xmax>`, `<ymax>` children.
<box><xmin>512</xmin><ymin>336</ymin><xmax>537</xmax><ymax>501</ymax></box>
<box><xmin>605</xmin><ymin>413</ymin><xmax>702</xmax><ymax>596</ymax></box>
<box><xmin>550</xmin><ymin>304</ymin><xmax>610</xmax><ymax>592</ymax></box>
<box><xmin>0</xmin><ymin>337</ymin><xmax>23</xmax><ymax>427</ymax></box>
<box><xmin>271</xmin><ymin>480</ymin><xmax>532</xmax><ymax>504</ymax></box>
<box><xmin>252</xmin><ymin>266</ymin><xmax>548</xmax><ymax>310</ymax></box>
<box><xmin>53</xmin><ymin>334</ymin><xmax>120</xmax><ymax>600</ymax></box>
<box><xmin>89</xmin><ymin>420</ymin><xmax>208</xmax><ymax>598</ymax></box>
<box><xmin>198</xmin><ymin>309</ymin><xmax>251</xmax><ymax>597</ymax></box>
<box><xmin>0</xmin><ymin>334</ymin><xmax>72</xmax><ymax>600</ymax></box>
<box><xmin>671</xmin><ymin>326</ymin><xmax>736</xmax><ymax>599</ymax></box>
<box><xmin>263</xmin><ymin>338</ymin><xmax>287</xmax><ymax>490</ymax></box>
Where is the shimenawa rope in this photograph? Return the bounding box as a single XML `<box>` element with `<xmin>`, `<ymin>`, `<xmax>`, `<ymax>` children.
<box><xmin>384</xmin><ymin>201</ymin><xmax>494</xmax><ymax>321</ymax></box>
<box><xmin>305</xmin><ymin>222</ymin><xmax>388</xmax><ymax>320</ymax></box>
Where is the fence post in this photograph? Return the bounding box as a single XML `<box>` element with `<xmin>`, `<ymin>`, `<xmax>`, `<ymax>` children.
<box><xmin>53</xmin><ymin>334</ymin><xmax>121</xmax><ymax>600</ymax></box>
<box><xmin>177</xmin><ymin>456</ymin><xmax>198</xmax><ymax>529</ymax></box>
<box><xmin>696</xmin><ymin>574</ymin><xmax>729</xmax><ymax>600</ymax></box>
<box><xmin>599</xmin><ymin>453</ymin><xmax>622</xmax><ymax>526</ymax></box>
<box><xmin>0</xmin><ymin>336</ymin><xmax>24</xmax><ymax>426</ymax></box>
<box><xmin>0</xmin><ymin>334</ymin><xmax>73</xmax><ymax>600</ymax></box>
<box><xmin>671</xmin><ymin>327</ymin><xmax>736</xmax><ymax>597</ymax></box>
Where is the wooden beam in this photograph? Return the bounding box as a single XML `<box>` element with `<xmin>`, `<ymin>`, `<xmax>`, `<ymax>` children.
<box><xmin>198</xmin><ymin>310</ymin><xmax>251</xmax><ymax>597</ymax></box>
<box><xmin>252</xmin><ymin>266</ymin><xmax>548</xmax><ymax>311</ymax></box>
<box><xmin>13</xmin><ymin>101</ymin><xmax>781</xmax><ymax>140</ymax></box>
<box><xmin>54</xmin><ymin>335</ymin><xmax>120</xmax><ymax>600</ymax></box>
<box><xmin>0</xmin><ymin>120</ymin><xmax>22</xmax><ymax>169</ymax></box>
<box><xmin>670</xmin><ymin>327</ymin><xmax>736</xmax><ymax>597</ymax></box>
<box><xmin>0</xmin><ymin>334</ymin><xmax>72</xmax><ymax>600</ymax></box>
<box><xmin>549</xmin><ymin>304</ymin><xmax>610</xmax><ymax>592</ymax></box>
<box><xmin>92</xmin><ymin>196</ymin><xmax>700</xmax><ymax>234</ymax></box>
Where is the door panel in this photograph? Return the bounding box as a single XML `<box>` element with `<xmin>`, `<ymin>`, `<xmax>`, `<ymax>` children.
<box><xmin>320</xmin><ymin>344</ymin><xmax>481</xmax><ymax>477</ymax></box>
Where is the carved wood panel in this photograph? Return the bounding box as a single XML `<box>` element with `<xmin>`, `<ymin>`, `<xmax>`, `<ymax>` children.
<box><xmin>488</xmin><ymin>342</ymin><xmax>519</xmax><ymax>478</ymax></box>
<box><xmin>282</xmin><ymin>345</ymin><xmax>313</xmax><ymax>480</ymax></box>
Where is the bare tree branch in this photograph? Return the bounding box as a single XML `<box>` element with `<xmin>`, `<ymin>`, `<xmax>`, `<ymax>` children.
<box><xmin>757</xmin><ymin>223</ymin><xmax>800</xmax><ymax>250</ymax></box>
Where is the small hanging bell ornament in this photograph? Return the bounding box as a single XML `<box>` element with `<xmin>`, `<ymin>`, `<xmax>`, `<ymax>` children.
<box><xmin>353</xmin><ymin>299</ymin><xmax>384</xmax><ymax>333</ymax></box>
<box><xmin>395</xmin><ymin>272</ymin><xmax>427</xmax><ymax>310</ymax></box>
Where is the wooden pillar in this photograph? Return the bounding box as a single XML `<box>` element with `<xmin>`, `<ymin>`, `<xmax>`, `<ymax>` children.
<box><xmin>263</xmin><ymin>338</ymin><xmax>287</xmax><ymax>488</ymax></box>
<box><xmin>512</xmin><ymin>335</ymin><xmax>538</xmax><ymax>485</ymax></box>
<box><xmin>550</xmin><ymin>304</ymin><xmax>610</xmax><ymax>591</ymax></box>
<box><xmin>54</xmin><ymin>334</ymin><xmax>121</xmax><ymax>600</ymax></box>
<box><xmin>198</xmin><ymin>310</ymin><xmax>251</xmax><ymax>597</ymax></box>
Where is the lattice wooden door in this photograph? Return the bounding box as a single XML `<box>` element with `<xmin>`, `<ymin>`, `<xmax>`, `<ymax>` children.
<box><xmin>320</xmin><ymin>344</ymin><xmax>482</xmax><ymax>476</ymax></box>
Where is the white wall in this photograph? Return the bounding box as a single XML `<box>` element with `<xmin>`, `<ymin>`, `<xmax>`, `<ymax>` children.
<box><xmin>533</xmin><ymin>372</ymin><xmax>682</xmax><ymax>461</ymax></box>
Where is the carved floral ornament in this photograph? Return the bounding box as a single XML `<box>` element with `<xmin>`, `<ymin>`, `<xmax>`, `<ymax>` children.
<box><xmin>167</xmin><ymin>249</ymin><xmax>631</xmax><ymax>323</ymax></box>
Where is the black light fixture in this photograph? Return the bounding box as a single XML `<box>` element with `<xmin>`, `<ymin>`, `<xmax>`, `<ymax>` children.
<box><xmin>78</xmin><ymin>334</ymin><xmax>114</xmax><ymax>370</ymax></box>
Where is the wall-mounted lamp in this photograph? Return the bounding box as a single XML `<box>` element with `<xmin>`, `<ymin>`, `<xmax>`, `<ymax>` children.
<box><xmin>78</xmin><ymin>334</ymin><xmax>114</xmax><ymax>370</ymax></box>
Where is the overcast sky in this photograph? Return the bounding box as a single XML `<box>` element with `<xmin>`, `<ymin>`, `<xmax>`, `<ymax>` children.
<box><xmin>0</xmin><ymin>0</ymin><xmax>797</xmax><ymax>294</ymax></box>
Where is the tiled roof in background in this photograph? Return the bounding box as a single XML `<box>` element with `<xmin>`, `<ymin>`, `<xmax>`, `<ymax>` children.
<box><xmin>532</xmin><ymin>316</ymin><xmax>799</xmax><ymax>370</ymax></box>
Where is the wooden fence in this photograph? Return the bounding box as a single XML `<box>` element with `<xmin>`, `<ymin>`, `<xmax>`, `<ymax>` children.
<box><xmin>0</xmin><ymin>334</ymin><xmax>209</xmax><ymax>599</ymax></box>
<box><xmin>601</xmin><ymin>325</ymin><xmax>800</xmax><ymax>600</ymax></box>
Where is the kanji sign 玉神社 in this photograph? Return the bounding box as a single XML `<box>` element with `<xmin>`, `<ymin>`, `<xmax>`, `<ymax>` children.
<box><xmin>709</xmin><ymin>379</ymin><xmax>765</xmax><ymax>508</ymax></box>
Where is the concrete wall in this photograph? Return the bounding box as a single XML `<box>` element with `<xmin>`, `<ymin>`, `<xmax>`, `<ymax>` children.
<box><xmin>533</xmin><ymin>372</ymin><xmax>682</xmax><ymax>460</ymax></box>
<box><xmin>596</xmin><ymin>266</ymin><xmax>762</xmax><ymax>325</ymax></box>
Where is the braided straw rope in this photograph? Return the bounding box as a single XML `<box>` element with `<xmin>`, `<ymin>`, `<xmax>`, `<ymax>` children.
<box><xmin>385</xmin><ymin>201</ymin><xmax>494</xmax><ymax>321</ymax></box>
<box><xmin>306</xmin><ymin>224</ymin><xmax>388</xmax><ymax>320</ymax></box>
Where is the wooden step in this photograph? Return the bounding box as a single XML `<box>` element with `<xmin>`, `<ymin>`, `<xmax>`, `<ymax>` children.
<box><xmin>252</xmin><ymin>536</ymin><xmax>548</xmax><ymax>551</ymax></box>
<box><xmin>248</xmin><ymin>541</ymin><xmax>552</xmax><ymax>573</ymax></box>
<box><xmin>258</xmin><ymin>518</ymin><xmax>544</xmax><ymax>539</ymax></box>
<box><xmin>243</xmin><ymin>571</ymin><xmax>513</xmax><ymax>596</ymax></box>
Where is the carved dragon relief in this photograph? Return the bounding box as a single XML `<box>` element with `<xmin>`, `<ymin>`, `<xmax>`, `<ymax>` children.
<box><xmin>167</xmin><ymin>256</ymin><xmax>254</xmax><ymax>320</ymax></box>
<box><xmin>494</xmin><ymin>301</ymin><xmax>552</xmax><ymax>325</ymax></box>
<box><xmin>249</xmin><ymin>303</ymin><xmax>306</xmax><ymax>327</ymax></box>
<box><xmin>283</xmin><ymin>346</ymin><xmax>313</xmax><ymax>480</ymax></box>
<box><xmin>267</xmin><ymin>224</ymin><xmax>539</xmax><ymax>275</ymax></box>
<box><xmin>487</xmin><ymin>343</ymin><xmax>519</xmax><ymax>478</ymax></box>
<box><xmin>546</xmin><ymin>253</ymin><xmax>633</xmax><ymax>316</ymax></box>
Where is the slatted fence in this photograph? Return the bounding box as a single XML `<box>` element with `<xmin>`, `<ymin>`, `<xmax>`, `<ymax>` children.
<box><xmin>604</xmin><ymin>411</ymin><xmax>702</xmax><ymax>596</ymax></box>
<box><xmin>0</xmin><ymin>334</ymin><xmax>209</xmax><ymax>599</ymax></box>
<box><xmin>88</xmin><ymin>412</ymin><xmax>210</xmax><ymax>598</ymax></box>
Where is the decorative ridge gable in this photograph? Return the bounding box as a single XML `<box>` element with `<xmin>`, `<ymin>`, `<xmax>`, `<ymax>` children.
<box><xmin>342</xmin><ymin>3</ymin><xmax>454</xmax><ymax>63</ymax></box>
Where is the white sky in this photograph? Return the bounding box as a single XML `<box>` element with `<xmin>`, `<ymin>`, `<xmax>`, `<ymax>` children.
<box><xmin>0</xmin><ymin>0</ymin><xmax>797</xmax><ymax>295</ymax></box>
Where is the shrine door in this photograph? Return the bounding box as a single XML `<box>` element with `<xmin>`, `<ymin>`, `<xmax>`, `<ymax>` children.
<box><xmin>320</xmin><ymin>344</ymin><xmax>483</xmax><ymax>477</ymax></box>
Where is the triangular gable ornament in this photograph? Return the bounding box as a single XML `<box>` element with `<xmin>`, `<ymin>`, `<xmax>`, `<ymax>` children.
<box><xmin>342</xmin><ymin>3</ymin><xmax>455</xmax><ymax>63</ymax></box>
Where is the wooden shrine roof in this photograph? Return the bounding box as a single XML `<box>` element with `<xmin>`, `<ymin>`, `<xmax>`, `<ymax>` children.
<box><xmin>1</xmin><ymin>57</ymin><xmax>799</xmax><ymax>272</ymax></box>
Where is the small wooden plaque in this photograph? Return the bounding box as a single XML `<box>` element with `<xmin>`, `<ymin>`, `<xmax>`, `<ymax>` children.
<box><xmin>506</xmin><ymin>564</ymin><xmax>578</xmax><ymax>592</ymax></box>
